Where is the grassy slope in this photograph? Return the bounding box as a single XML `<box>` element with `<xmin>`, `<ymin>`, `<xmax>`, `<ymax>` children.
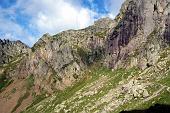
<box><xmin>0</xmin><ymin>55</ymin><xmax>23</xmax><ymax>91</ymax></box>
<box><xmin>24</xmin><ymin>66</ymin><xmax>140</xmax><ymax>113</ymax></box>
<box><xmin>23</xmin><ymin>48</ymin><xmax>170</xmax><ymax>113</ymax></box>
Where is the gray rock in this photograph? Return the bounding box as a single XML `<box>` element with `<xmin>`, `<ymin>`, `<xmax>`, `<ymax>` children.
<box><xmin>10</xmin><ymin>18</ymin><xmax>115</xmax><ymax>94</ymax></box>
<box><xmin>105</xmin><ymin>0</ymin><xmax>170</xmax><ymax>69</ymax></box>
<box><xmin>0</xmin><ymin>39</ymin><xmax>30</xmax><ymax>65</ymax></box>
<box><xmin>143</xmin><ymin>89</ymin><xmax>149</xmax><ymax>98</ymax></box>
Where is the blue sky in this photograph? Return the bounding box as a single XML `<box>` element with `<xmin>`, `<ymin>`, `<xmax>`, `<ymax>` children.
<box><xmin>0</xmin><ymin>0</ymin><xmax>124</xmax><ymax>46</ymax></box>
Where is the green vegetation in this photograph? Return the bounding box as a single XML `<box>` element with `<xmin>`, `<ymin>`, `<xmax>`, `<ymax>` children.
<box><xmin>26</xmin><ymin>75</ymin><xmax>34</xmax><ymax>90</ymax></box>
<box><xmin>157</xmin><ymin>90</ymin><xmax>170</xmax><ymax>105</ymax></box>
<box><xmin>26</xmin><ymin>94</ymin><xmax>46</xmax><ymax>111</ymax></box>
<box><xmin>24</xmin><ymin>66</ymin><xmax>141</xmax><ymax>113</ymax></box>
<box><xmin>158</xmin><ymin>71</ymin><xmax>170</xmax><ymax>87</ymax></box>
<box><xmin>76</xmin><ymin>45</ymin><xmax>90</xmax><ymax>64</ymax></box>
<box><xmin>12</xmin><ymin>91</ymin><xmax>30</xmax><ymax>113</ymax></box>
<box><xmin>22</xmin><ymin>45</ymin><xmax>170</xmax><ymax>113</ymax></box>
<box><xmin>75</xmin><ymin>45</ymin><xmax>104</xmax><ymax>66</ymax></box>
<box><xmin>0</xmin><ymin>74</ymin><xmax>13</xmax><ymax>91</ymax></box>
<box><xmin>53</xmin><ymin>34</ymin><xmax>62</xmax><ymax>39</ymax></box>
<box><xmin>11</xmin><ymin>88</ymin><xmax>17</xmax><ymax>94</ymax></box>
<box><xmin>31</xmin><ymin>47</ymin><xmax>36</xmax><ymax>52</ymax></box>
<box><xmin>160</xmin><ymin>50</ymin><xmax>168</xmax><ymax>60</ymax></box>
<box><xmin>0</xmin><ymin>55</ymin><xmax>23</xmax><ymax>91</ymax></box>
<box><xmin>3</xmin><ymin>61</ymin><xmax>20</xmax><ymax>72</ymax></box>
<box><xmin>95</xmin><ymin>31</ymin><xmax>107</xmax><ymax>39</ymax></box>
<box><xmin>122</xmin><ymin>89</ymin><xmax>170</xmax><ymax>112</ymax></box>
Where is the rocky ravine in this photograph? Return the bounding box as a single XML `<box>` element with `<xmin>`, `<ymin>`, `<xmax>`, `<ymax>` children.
<box><xmin>0</xmin><ymin>0</ymin><xmax>170</xmax><ymax>113</ymax></box>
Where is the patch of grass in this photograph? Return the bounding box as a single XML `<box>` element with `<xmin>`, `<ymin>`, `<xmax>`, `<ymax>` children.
<box><xmin>26</xmin><ymin>94</ymin><xmax>46</xmax><ymax>111</ymax></box>
<box><xmin>0</xmin><ymin>74</ymin><xmax>13</xmax><ymax>91</ymax></box>
<box><xmin>12</xmin><ymin>91</ymin><xmax>30</xmax><ymax>113</ymax></box>
<box><xmin>94</xmin><ymin>31</ymin><xmax>107</xmax><ymax>39</ymax></box>
<box><xmin>0</xmin><ymin>56</ymin><xmax>23</xmax><ymax>91</ymax></box>
<box><xmin>158</xmin><ymin>71</ymin><xmax>170</xmax><ymax>87</ymax></box>
<box><xmin>11</xmin><ymin>88</ymin><xmax>17</xmax><ymax>94</ymax></box>
<box><xmin>70</xmin><ymin>67</ymin><xmax>136</xmax><ymax>113</ymax></box>
<box><xmin>25</xmin><ymin>72</ymin><xmax>93</xmax><ymax>112</ymax></box>
<box><xmin>26</xmin><ymin>75</ymin><xmax>34</xmax><ymax>90</ymax></box>
<box><xmin>25</xmin><ymin>66</ymin><xmax>106</xmax><ymax>112</ymax></box>
<box><xmin>31</xmin><ymin>47</ymin><xmax>36</xmax><ymax>52</ymax></box>
<box><xmin>59</xmin><ymin>67</ymin><xmax>139</xmax><ymax>112</ymax></box>
<box><xmin>24</xmin><ymin>66</ymin><xmax>141</xmax><ymax>113</ymax></box>
<box><xmin>126</xmin><ymin>89</ymin><xmax>170</xmax><ymax>111</ymax></box>
<box><xmin>53</xmin><ymin>34</ymin><xmax>62</xmax><ymax>39</ymax></box>
<box><xmin>115</xmin><ymin>69</ymin><xmax>170</xmax><ymax>113</ymax></box>
<box><xmin>76</xmin><ymin>45</ymin><xmax>90</xmax><ymax>65</ymax></box>
<box><xmin>0</xmin><ymin>74</ymin><xmax>8</xmax><ymax>90</ymax></box>
<box><xmin>157</xmin><ymin>90</ymin><xmax>170</xmax><ymax>105</ymax></box>
<box><xmin>160</xmin><ymin>51</ymin><xmax>168</xmax><ymax>60</ymax></box>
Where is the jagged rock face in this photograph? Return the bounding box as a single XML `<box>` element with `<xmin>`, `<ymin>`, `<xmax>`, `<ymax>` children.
<box><xmin>93</xmin><ymin>17</ymin><xmax>115</xmax><ymax>29</ymax></box>
<box><xmin>13</xmin><ymin>34</ymin><xmax>83</xmax><ymax>93</ymax></box>
<box><xmin>56</xmin><ymin>18</ymin><xmax>114</xmax><ymax>49</ymax></box>
<box><xmin>1</xmin><ymin>1</ymin><xmax>170</xmax><ymax>112</ymax></box>
<box><xmin>0</xmin><ymin>39</ymin><xmax>30</xmax><ymax>65</ymax></box>
<box><xmin>164</xmin><ymin>13</ymin><xmax>170</xmax><ymax>42</ymax></box>
<box><xmin>52</xmin><ymin>18</ymin><xmax>115</xmax><ymax>67</ymax></box>
<box><xmin>105</xmin><ymin>0</ymin><xmax>170</xmax><ymax>69</ymax></box>
<box><xmin>10</xmin><ymin>18</ymin><xmax>114</xmax><ymax>94</ymax></box>
<box><xmin>105</xmin><ymin>0</ymin><xmax>143</xmax><ymax>67</ymax></box>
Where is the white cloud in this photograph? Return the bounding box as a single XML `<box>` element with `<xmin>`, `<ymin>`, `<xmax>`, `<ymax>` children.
<box><xmin>27</xmin><ymin>36</ymin><xmax>39</xmax><ymax>44</ymax></box>
<box><xmin>0</xmin><ymin>0</ymin><xmax>124</xmax><ymax>46</ymax></box>
<box><xmin>1</xmin><ymin>33</ymin><xmax>16</xmax><ymax>41</ymax></box>
<box><xmin>0</xmin><ymin>12</ymin><xmax>34</xmax><ymax>46</ymax></box>
<box><xmin>108</xmin><ymin>13</ymin><xmax>116</xmax><ymax>19</ymax></box>
<box><xmin>0</xmin><ymin>0</ymin><xmax>97</xmax><ymax>46</ymax></box>
<box><xmin>104</xmin><ymin>0</ymin><xmax>125</xmax><ymax>19</ymax></box>
<box><xmin>0</xmin><ymin>5</ymin><xmax>37</xmax><ymax>46</ymax></box>
<box><xmin>19</xmin><ymin>0</ymin><xmax>96</xmax><ymax>35</ymax></box>
<box><xmin>0</xmin><ymin>18</ymin><xmax>22</xmax><ymax>36</ymax></box>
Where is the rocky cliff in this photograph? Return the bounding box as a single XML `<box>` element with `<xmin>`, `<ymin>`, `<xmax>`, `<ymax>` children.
<box><xmin>105</xmin><ymin>0</ymin><xmax>170</xmax><ymax>70</ymax></box>
<box><xmin>0</xmin><ymin>17</ymin><xmax>114</xmax><ymax>113</ymax></box>
<box><xmin>0</xmin><ymin>39</ymin><xmax>30</xmax><ymax>65</ymax></box>
<box><xmin>0</xmin><ymin>0</ymin><xmax>170</xmax><ymax>113</ymax></box>
<box><xmin>8</xmin><ymin>17</ymin><xmax>115</xmax><ymax>94</ymax></box>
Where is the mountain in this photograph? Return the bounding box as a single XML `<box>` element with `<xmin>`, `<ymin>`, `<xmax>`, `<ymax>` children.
<box><xmin>0</xmin><ymin>17</ymin><xmax>114</xmax><ymax>113</ymax></box>
<box><xmin>105</xmin><ymin>0</ymin><xmax>170</xmax><ymax>70</ymax></box>
<box><xmin>0</xmin><ymin>0</ymin><xmax>170</xmax><ymax>113</ymax></box>
<box><xmin>0</xmin><ymin>39</ymin><xmax>30</xmax><ymax>65</ymax></box>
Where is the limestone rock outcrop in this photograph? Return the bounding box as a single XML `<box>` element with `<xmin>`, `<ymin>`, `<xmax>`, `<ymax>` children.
<box><xmin>0</xmin><ymin>39</ymin><xmax>30</xmax><ymax>65</ymax></box>
<box><xmin>1</xmin><ymin>0</ymin><xmax>170</xmax><ymax>112</ymax></box>
<box><xmin>105</xmin><ymin>0</ymin><xmax>170</xmax><ymax>69</ymax></box>
<box><xmin>9</xmin><ymin>18</ymin><xmax>115</xmax><ymax>94</ymax></box>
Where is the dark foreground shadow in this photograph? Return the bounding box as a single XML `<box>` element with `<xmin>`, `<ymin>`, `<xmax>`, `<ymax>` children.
<box><xmin>120</xmin><ymin>104</ymin><xmax>170</xmax><ymax>113</ymax></box>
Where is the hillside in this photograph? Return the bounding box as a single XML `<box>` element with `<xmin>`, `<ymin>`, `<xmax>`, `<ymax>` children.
<box><xmin>0</xmin><ymin>0</ymin><xmax>170</xmax><ymax>113</ymax></box>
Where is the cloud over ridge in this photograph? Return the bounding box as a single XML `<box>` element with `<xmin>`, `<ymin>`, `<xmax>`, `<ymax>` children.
<box><xmin>0</xmin><ymin>0</ymin><xmax>124</xmax><ymax>46</ymax></box>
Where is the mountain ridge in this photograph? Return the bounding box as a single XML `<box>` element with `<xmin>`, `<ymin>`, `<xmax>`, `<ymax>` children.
<box><xmin>0</xmin><ymin>0</ymin><xmax>170</xmax><ymax>113</ymax></box>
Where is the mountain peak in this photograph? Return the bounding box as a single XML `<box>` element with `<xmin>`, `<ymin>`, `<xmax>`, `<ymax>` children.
<box><xmin>0</xmin><ymin>0</ymin><xmax>170</xmax><ymax>113</ymax></box>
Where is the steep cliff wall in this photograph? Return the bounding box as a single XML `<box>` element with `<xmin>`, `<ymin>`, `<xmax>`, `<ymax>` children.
<box><xmin>9</xmin><ymin>18</ymin><xmax>115</xmax><ymax>94</ymax></box>
<box><xmin>105</xmin><ymin>0</ymin><xmax>170</xmax><ymax>69</ymax></box>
